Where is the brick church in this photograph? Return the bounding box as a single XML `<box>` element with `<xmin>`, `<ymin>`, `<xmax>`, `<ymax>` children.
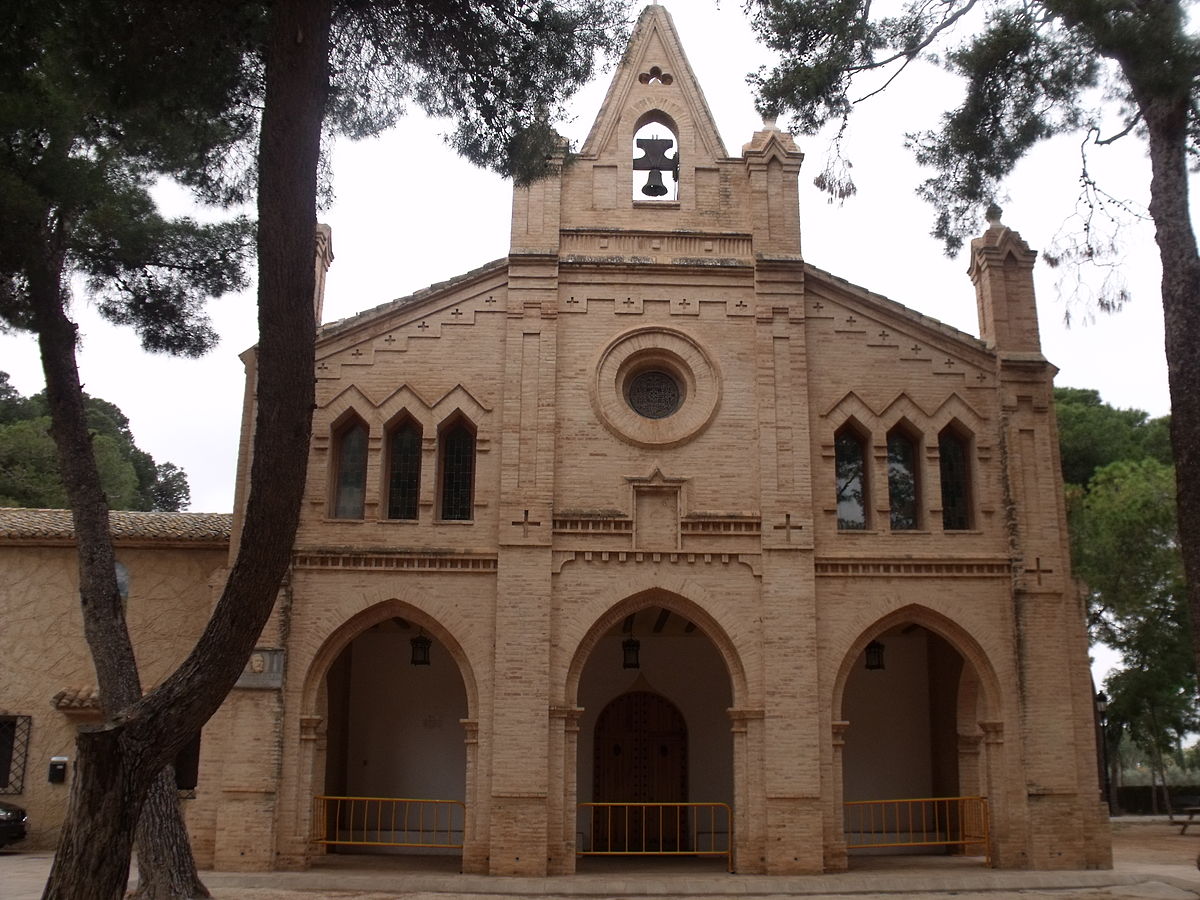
<box><xmin>0</xmin><ymin>4</ymin><xmax>1110</xmax><ymax>876</ymax></box>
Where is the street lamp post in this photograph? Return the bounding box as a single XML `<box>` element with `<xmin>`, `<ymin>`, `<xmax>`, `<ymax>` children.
<box><xmin>1095</xmin><ymin>690</ymin><xmax>1112</xmax><ymax>814</ymax></box>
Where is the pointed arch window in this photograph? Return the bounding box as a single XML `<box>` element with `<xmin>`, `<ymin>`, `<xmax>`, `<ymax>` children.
<box><xmin>331</xmin><ymin>417</ymin><xmax>368</xmax><ymax>519</ymax></box>
<box><xmin>386</xmin><ymin>415</ymin><xmax>422</xmax><ymax>520</ymax></box>
<box><xmin>439</xmin><ymin>416</ymin><xmax>476</xmax><ymax>521</ymax></box>
<box><xmin>887</xmin><ymin>425</ymin><xmax>920</xmax><ymax>530</ymax></box>
<box><xmin>939</xmin><ymin>425</ymin><xmax>973</xmax><ymax>530</ymax></box>
<box><xmin>835</xmin><ymin>424</ymin><xmax>869</xmax><ymax>530</ymax></box>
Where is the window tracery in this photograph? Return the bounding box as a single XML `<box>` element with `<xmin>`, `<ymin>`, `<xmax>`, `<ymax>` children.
<box><xmin>332</xmin><ymin>417</ymin><xmax>368</xmax><ymax>519</ymax></box>
<box><xmin>439</xmin><ymin>416</ymin><xmax>476</xmax><ymax>521</ymax></box>
<box><xmin>887</xmin><ymin>426</ymin><xmax>920</xmax><ymax>530</ymax></box>
<box><xmin>386</xmin><ymin>415</ymin><xmax>422</xmax><ymax>520</ymax></box>
<box><xmin>939</xmin><ymin>425</ymin><xmax>973</xmax><ymax>530</ymax></box>
<box><xmin>835</xmin><ymin>424</ymin><xmax>869</xmax><ymax>530</ymax></box>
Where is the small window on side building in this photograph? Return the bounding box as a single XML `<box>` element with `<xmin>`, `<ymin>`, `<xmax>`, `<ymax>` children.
<box><xmin>0</xmin><ymin>715</ymin><xmax>31</xmax><ymax>795</ymax></box>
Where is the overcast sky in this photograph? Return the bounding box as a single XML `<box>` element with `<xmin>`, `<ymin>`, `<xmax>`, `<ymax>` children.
<box><xmin>0</xmin><ymin>1</ymin><xmax>1176</xmax><ymax>522</ymax></box>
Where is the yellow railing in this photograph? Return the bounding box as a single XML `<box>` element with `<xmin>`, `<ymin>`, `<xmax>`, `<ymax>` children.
<box><xmin>844</xmin><ymin>796</ymin><xmax>989</xmax><ymax>863</ymax></box>
<box><xmin>577</xmin><ymin>802</ymin><xmax>733</xmax><ymax>872</ymax></box>
<box><xmin>312</xmin><ymin>795</ymin><xmax>464</xmax><ymax>848</ymax></box>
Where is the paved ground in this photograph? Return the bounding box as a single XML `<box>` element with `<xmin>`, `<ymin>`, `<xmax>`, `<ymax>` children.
<box><xmin>3</xmin><ymin>818</ymin><xmax>1199</xmax><ymax>900</ymax></box>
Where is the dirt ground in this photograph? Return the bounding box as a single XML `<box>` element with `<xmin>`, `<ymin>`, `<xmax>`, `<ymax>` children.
<box><xmin>6</xmin><ymin>818</ymin><xmax>1200</xmax><ymax>900</ymax></box>
<box><xmin>1112</xmin><ymin>818</ymin><xmax>1200</xmax><ymax>868</ymax></box>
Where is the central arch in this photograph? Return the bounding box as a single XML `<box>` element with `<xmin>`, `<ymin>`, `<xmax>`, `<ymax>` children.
<box><xmin>562</xmin><ymin>588</ymin><xmax>748</xmax><ymax>870</ymax></box>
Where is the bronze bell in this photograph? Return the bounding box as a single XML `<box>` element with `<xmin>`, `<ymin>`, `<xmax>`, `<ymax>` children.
<box><xmin>642</xmin><ymin>169</ymin><xmax>669</xmax><ymax>197</ymax></box>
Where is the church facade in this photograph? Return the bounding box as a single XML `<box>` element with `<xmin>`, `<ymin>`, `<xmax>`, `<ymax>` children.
<box><xmin>0</xmin><ymin>5</ymin><xmax>1110</xmax><ymax>876</ymax></box>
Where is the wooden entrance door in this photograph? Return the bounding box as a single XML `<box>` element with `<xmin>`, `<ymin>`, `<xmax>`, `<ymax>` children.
<box><xmin>592</xmin><ymin>691</ymin><xmax>687</xmax><ymax>851</ymax></box>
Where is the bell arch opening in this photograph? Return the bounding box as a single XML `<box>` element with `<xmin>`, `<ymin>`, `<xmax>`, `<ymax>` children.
<box><xmin>632</xmin><ymin>111</ymin><xmax>680</xmax><ymax>202</ymax></box>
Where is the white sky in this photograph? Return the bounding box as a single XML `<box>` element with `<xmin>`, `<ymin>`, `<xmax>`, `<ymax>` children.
<box><xmin>0</xmin><ymin>1</ymin><xmax>1176</xmax><ymax>682</ymax></box>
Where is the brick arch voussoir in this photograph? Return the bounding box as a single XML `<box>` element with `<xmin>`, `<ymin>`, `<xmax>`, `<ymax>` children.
<box><xmin>299</xmin><ymin>589</ymin><xmax>479</xmax><ymax>720</ymax></box>
<box><xmin>563</xmin><ymin>575</ymin><xmax>749</xmax><ymax>710</ymax></box>
<box><xmin>929</xmin><ymin>392</ymin><xmax>987</xmax><ymax>436</ymax></box>
<box><xmin>321</xmin><ymin>384</ymin><xmax>381</xmax><ymax>432</ymax></box>
<box><xmin>830</xmin><ymin>602</ymin><xmax>1002</xmax><ymax>726</ymax></box>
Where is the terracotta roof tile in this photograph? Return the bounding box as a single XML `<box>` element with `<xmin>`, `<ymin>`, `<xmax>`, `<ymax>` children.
<box><xmin>0</xmin><ymin>508</ymin><xmax>231</xmax><ymax>543</ymax></box>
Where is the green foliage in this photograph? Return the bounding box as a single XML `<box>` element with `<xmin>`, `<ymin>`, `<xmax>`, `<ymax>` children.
<box><xmin>322</xmin><ymin>1</ymin><xmax>630</xmax><ymax>185</ymax></box>
<box><xmin>744</xmin><ymin>0</ymin><xmax>1200</xmax><ymax>252</ymax></box>
<box><xmin>0</xmin><ymin>373</ymin><xmax>189</xmax><ymax>511</ymax></box>
<box><xmin>1055</xmin><ymin>387</ymin><xmax>1195</xmax><ymax>785</ymax></box>
<box><xmin>1074</xmin><ymin>457</ymin><xmax>1197</xmax><ymax>776</ymax></box>
<box><xmin>1055</xmin><ymin>386</ymin><xmax>1172</xmax><ymax>488</ymax></box>
<box><xmin>0</xmin><ymin>2</ymin><xmax>258</xmax><ymax>353</ymax></box>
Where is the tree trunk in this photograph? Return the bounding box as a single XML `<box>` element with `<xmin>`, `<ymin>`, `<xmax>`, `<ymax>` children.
<box><xmin>1135</xmin><ymin>95</ymin><xmax>1200</xmax><ymax>701</ymax></box>
<box><xmin>41</xmin><ymin>1</ymin><xmax>329</xmax><ymax>895</ymax></box>
<box><xmin>25</xmin><ymin>222</ymin><xmax>206</xmax><ymax>897</ymax></box>
<box><xmin>131</xmin><ymin>769</ymin><xmax>210</xmax><ymax>900</ymax></box>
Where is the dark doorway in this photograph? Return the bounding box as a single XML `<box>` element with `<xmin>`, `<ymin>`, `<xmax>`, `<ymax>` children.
<box><xmin>592</xmin><ymin>690</ymin><xmax>688</xmax><ymax>850</ymax></box>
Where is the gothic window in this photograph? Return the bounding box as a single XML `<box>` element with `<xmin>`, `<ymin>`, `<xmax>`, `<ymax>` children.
<box><xmin>331</xmin><ymin>416</ymin><xmax>368</xmax><ymax>519</ymax></box>
<box><xmin>887</xmin><ymin>425</ymin><xmax>921</xmax><ymax>530</ymax></box>
<box><xmin>939</xmin><ymin>425</ymin><xmax>973</xmax><ymax>530</ymax></box>
<box><xmin>439</xmin><ymin>416</ymin><xmax>475</xmax><ymax>521</ymax></box>
<box><xmin>632</xmin><ymin>114</ymin><xmax>679</xmax><ymax>201</ymax></box>
<box><xmin>386</xmin><ymin>415</ymin><xmax>422</xmax><ymax>520</ymax></box>
<box><xmin>835</xmin><ymin>424</ymin><xmax>869</xmax><ymax>530</ymax></box>
<box><xmin>0</xmin><ymin>715</ymin><xmax>31</xmax><ymax>794</ymax></box>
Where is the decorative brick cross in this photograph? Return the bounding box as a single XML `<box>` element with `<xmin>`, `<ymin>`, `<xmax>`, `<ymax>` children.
<box><xmin>773</xmin><ymin>513</ymin><xmax>802</xmax><ymax>542</ymax></box>
<box><xmin>512</xmin><ymin>509</ymin><xmax>542</xmax><ymax>537</ymax></box>
<box><xmin>1025</xmin><ymin>557</ymin><xmax>1053</xmax><ymax>586</ymax></box>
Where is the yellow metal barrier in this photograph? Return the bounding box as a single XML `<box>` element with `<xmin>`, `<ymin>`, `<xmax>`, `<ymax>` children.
<box><xmin>844</xmin><ymin>796</ymin><xmax>989</xmax><ymax>863</ymax></box>
<box><xmin>312</xmin><ymin>795</ymin><xmax>464</xmax><ymax>848</ymax></box>
<box><xmin>577</xmin><ymin>802</ymin><xmax>733</xmax><ymax>872</ymax></box>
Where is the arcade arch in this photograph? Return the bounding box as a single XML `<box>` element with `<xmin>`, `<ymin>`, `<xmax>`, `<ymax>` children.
<box><xmin>299</xmin><ymin>601</ymin><xmax>478</xmax><ymax>858</ymax></box>
<box><xmin>833</xmin><ymin>606</ymin><xmax>1004</xmax><ymax>861</ymax></box>
<box><xmin>565</xmin><ymin>590</ymin><xmax>746</xmax><ymax>867</ymax></box>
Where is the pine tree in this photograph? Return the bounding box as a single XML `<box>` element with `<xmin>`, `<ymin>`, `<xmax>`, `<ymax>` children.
<box><xmin>18</xmin><ymin>2</ymin><xmax>629</xmax><ymax>897</ymax></box>
<box><xmin>746</xmin><ymin>0</ymin><xmax>1200</xmax><ymax>693</ymax></box>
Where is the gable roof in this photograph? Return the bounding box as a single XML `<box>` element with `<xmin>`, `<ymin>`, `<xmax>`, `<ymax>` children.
<box><xmin>0</xmin><ymin>508</ymin><xmax>231</xmax><ymax>545</ymax></box>
<box><xmin>581</xmin><ymin>4</ymin><xmax>728</xmax><ymax>161</ymax></box>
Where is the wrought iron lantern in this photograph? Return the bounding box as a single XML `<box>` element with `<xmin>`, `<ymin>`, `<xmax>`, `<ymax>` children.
<box><xmin>622</xmin><ymin>636</ymin><xmax>641</xmax><ymax>669</ymax></box>
<box><xmin>410</xmin><ymin>630</ymin><xmax>432</xmax><ymax>666</ymax></box>
<box><xmin>864</xmin><ymin>640</ymin><xmax>885</xmax><ymax>671</ymax></box>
